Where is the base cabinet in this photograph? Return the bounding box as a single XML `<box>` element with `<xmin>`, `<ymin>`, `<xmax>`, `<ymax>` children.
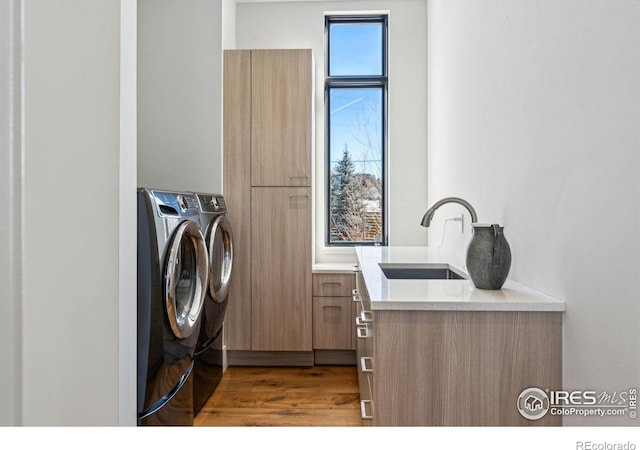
<box><xmin>355</xmin><ymin>272</ymin><xmax>563</xmax><ymax>426</ymax></box>
<box><xmin>312</xmin><ymin>273</ymin><xmax>356</xmax><ymax>365</ymax></box>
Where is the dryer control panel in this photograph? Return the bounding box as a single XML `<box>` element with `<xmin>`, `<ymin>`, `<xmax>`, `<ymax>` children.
<box><xmin>196</xmin><ymin>193</ymin><xmax>227</xmax><ymax>213</ymax></box>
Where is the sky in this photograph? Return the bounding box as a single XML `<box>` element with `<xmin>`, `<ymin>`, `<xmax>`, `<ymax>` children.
<box><xmin>328</xmin><ymin>22</ymin><xmax>383</xmax><ymax>179</ymax></box>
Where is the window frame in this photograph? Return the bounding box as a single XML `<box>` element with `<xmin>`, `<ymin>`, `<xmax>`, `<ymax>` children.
<box><xmin>324</xmin><ymin>14</ymin><xmax>389</xmax><ymax>247</ymax></box>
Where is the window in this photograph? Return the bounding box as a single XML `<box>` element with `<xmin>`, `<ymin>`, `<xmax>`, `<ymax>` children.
<box><xmin>325</xmin><ymin>14</ymin><xmax>388</xmax><ymax>246</ymax></box>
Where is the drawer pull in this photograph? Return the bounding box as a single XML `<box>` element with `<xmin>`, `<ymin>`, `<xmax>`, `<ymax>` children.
<box><xmin>360</xmin><ymin>356</ymin><xmax>373</xmax><ymax>373</ymax></box>
<box><xmin>360</xmin><ymin>400</ymin><xmax>373</xmax><ymax>420</ymax></box>
<box><xmin>360</xmin><ymin>310</ymin><xmax>373</xmax><ymax>323</ymax></box>
<box><xmin>356</xmin><ymin>313</ymin><xmax>372</xmax><ymax>325</ymax></box>
<box><xmin>356</xmin><ymin>325</ymin><xmax>370</xmax><ymax>339</ymax></box>
<box><xmin>322</xmin><ymin>282</ymin><xmax>342</xmax><ymax>287</ymax></box>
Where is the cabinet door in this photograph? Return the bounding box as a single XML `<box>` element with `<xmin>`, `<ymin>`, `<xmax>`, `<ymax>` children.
<box><xmin>223</xmin><ymin>50</ymin><xmax>252</xmax><ymax>350</ymax></box>
<box><xmin>251</xmin><ymin>187</ymin><xmax>312</xmax><ymax>351</ymax></box>
<box><xmin>312</xmin><ymin>297</ymin><xmax>352</xmax><ymax>350</ymax></box>
<box><xmin>251</xmin><ymin>49</ymin><xmax>312</xmax><ymax>187</ymax></box>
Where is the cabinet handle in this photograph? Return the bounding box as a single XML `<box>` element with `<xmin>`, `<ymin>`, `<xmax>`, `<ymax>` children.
<box><xmin>322</xmin><ymin>282</ymin><xmax>342</xmax><ymax>287</ymax></box>
<box><xmin>356</xmin><ymin>325</ymin><xmax>370</xmax><ymax>339</ymax></box>
<box><xmin>360</xmin><ymin>356</ymin><xmax>373</xmax><ymax>373</ymax></box>
<box><xmin>289</xmin><ymin>194</ymin><xmax>309</xmax><ymax>199</ymax></box>
<box><xmin>360</xmin><ymin>310</ymin><xmax>374</xmax><ymax>323</ymax></box>
<box><xmin>289</xmin><ymin>175</ymin><xmax>309</xmax><ymax>184</ymax></box>
<box><xmin>360</xmin><ymin>400</ymin><xmax>373</xmax><ymax>420</ymax></box>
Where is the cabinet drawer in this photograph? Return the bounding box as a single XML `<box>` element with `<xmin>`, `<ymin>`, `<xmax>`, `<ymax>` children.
<box><xmin>360</xmin><ymin>372</ymin><xmax>374</xmax><ymax>425</ymax></box>
<box><xmin>312</xmin><ymin>273</ymin><xmax>354</xmax><ymax>297</ymax></box>
<box><xmin>313</xmin><ymin>297</ymin><xmax>352</xmax><ymax>350</ymax></box>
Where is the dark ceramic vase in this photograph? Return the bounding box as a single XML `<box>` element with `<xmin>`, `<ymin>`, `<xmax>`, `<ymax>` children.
<box><xmin>465</xmin><ymin>224</ymin><xmax>511</xmax><ymax>290</ymax></box>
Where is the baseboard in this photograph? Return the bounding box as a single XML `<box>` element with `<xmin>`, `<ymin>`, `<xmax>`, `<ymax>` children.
<box><xmin>227</xmin><ymin>350</ymin><xmax>315</xmax><ymax>366</ymax></box>
<box><xmin>314</xmin><ymin>350</ymin><xmax>356</xmax><ymax>365</ymax></box>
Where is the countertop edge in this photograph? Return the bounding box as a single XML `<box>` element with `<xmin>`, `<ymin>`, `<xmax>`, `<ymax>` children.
<box><xmin>370</xmin><ymin>301</ymin><xmax>566</xmax><ymax>312</ymax></box>
<box><xmin>312</xmin><ymin>263</ymin><xmax>357</xmax><ymax>274</ymax></box>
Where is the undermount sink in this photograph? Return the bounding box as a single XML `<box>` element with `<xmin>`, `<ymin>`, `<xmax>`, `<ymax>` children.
<box><xmin>378</xmin><ymin>263</ymin><xmax>466</xmax><ymax>280</ymax></box>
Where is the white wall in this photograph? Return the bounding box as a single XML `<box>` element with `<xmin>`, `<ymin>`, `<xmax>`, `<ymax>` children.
<box><xmin>236</xmin><ymin>0</ymin><xmax>429</xmax><ymax>264</ymax></box>
<box><xmin>21</xmin><ymin>0</ymin><xmax>123</xmax><ymax>425</ymax></box>
<box><xmin>119</xmin><ymin>0</ymin><xmax>138</xmax><ymax>427</ymax></box>
<box><xmin>428</xmin><ymin>0</ymin><xmax>640</xmax><ymax>426</ymax></box>
<box><xmin>138</xmin><ymin>0</ymin><xmax>224</xmax><ymax>194</ymax></box>
<box><xmin>0</xmin><ymin>0</ymin><xmax>23</xmax><ymax>427</ymax></box>
<box><xmin>223</xmin><ymin>0</ymin><xmax>237</xmax><ymax>50</ymax></box>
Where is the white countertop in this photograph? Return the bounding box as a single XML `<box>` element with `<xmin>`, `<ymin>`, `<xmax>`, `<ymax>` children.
<box><xmin>356</xmin><ymin>246</ymin><xmax>565</xmax><ymax>312</ymax></box>
<box><xmin>312</xmin><ymin>262</ymin><xmax>356</xmax><ymax>273</ymax></box>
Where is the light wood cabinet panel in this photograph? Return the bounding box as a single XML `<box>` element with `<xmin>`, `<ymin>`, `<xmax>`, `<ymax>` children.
<box><xmin>312</xmin><ymin>297</ymin><xmax>352</xmax><ymax>350</ymax></box>
<box><xmin>251</xmin><ymin>187</ymin><xmax>312</xmax><ymax>351</ymax></box>
<box><xmin>371</xmin><ymin>310</ymin><xmax>562</xmax><ymax>426</ymax></box>
<box><xmin>312</xmin><ymin>273</ymin><xmax>354</xmax><ymax>297</ymax></box>
<box><xmin>251</xmin><ymin>49</ymin><xmax>312</xmax><ymax>187</ymax></box>
<box><xmin>223</xmin><ymin>50</ymin><xmax>252</xmax><ymax>350</ymax></box>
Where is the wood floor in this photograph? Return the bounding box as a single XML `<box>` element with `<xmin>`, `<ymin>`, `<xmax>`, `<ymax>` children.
<box><xmin>194</xmin><ymin>365</ymin><xmax>363</xmax><ymax>426</ymax></box>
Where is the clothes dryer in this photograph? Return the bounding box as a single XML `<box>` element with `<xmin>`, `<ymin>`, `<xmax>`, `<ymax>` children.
<box><xmin>193</xmin><ymin>193</ymin><xmax>233</xmax><ymax>415</ymax></box>
<box><xmin>137</xmin><ymin>188</ymin><xmax>208</xmax><ymax>426</ymax></box>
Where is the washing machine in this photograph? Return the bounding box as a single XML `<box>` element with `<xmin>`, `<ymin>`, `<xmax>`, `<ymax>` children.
<box><xmin>193</xmin><ymin>193</ymin><xmax>234</xmax><ymax>415</ymax></box>
<box><xmin>137</xmin><ymin>188</ymin><xmax>209</xmax><ymax>426</ymax></box>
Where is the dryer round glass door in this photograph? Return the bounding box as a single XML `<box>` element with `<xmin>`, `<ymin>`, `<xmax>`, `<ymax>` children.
<box><xmin>207</xmin><ymin>215</ymin><xmax>233</xmax><ymax>303</ymax></box>
<box><xmin>164</xmin><ymin>220</ymin><xmax>208</xmax><ymax>339</ymax></box>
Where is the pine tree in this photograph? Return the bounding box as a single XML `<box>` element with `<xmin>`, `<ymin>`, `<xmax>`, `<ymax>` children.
<box><xmin>330</xmin><ymin>145</ymin><xmax>366</xmax><ymax>241</ymax></box>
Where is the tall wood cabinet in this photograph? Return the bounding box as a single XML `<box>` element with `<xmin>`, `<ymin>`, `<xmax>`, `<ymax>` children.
<box><xmin>223</xmin><ymin>49</ymin><xmax>314</xmax><ymax>363</ymax></box>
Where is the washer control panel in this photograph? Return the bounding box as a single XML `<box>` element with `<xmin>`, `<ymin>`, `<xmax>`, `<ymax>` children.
<box><xmin>152</xmin><ymin>190</ymin><xmax>199</xmax><ymax>217</ymax></box>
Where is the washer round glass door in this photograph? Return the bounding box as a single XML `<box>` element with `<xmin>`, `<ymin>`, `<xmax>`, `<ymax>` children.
<box><xmin>164</xmin><ymin>220</ymin><xmax>208</xmax><ymax>339</ymax></box>
<box><xmin>207</xmin><ymin>215</ymin><xmax>233</xmax><ymax>303</ymax></box>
